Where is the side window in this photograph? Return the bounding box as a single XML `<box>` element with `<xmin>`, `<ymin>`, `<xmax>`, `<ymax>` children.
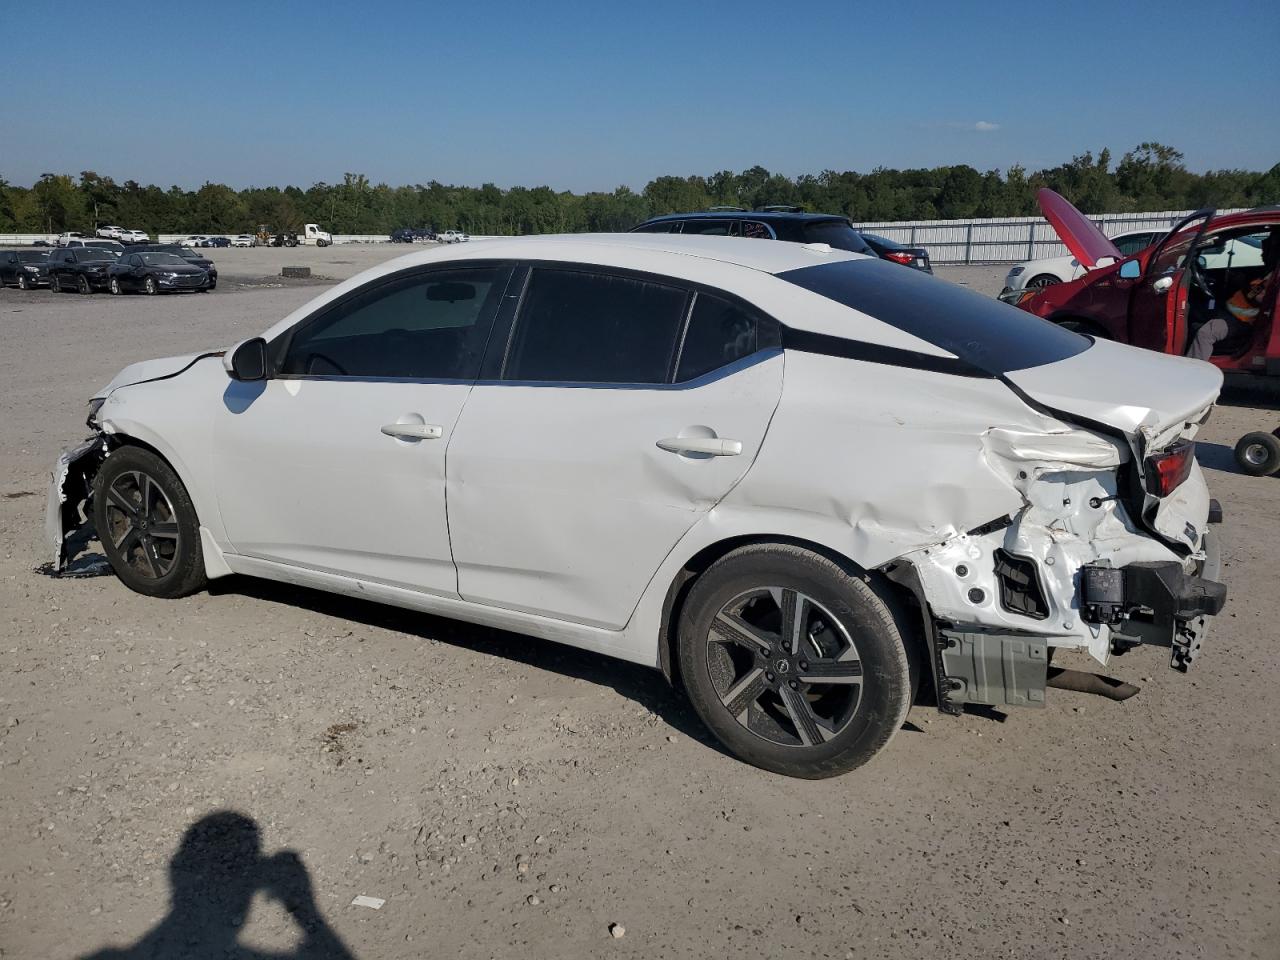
<box><xmin>504</xmin><ymin>268</ymin><xmax>688</xmax><ymax>384</ymax></box>
<box><xmin>680</xmin><ymin>220</ymin><xmax>731</xmax><ymax>236</ymax></box>
<box><xmin>1113</xmin><ymin>232</ymin><xmax>1157</xmax><ymax>256</ymax></box>
<box><xmin>675</xmin><ymin>293</ymin><xmax>771</xmax><ymax>382</ymax></box>
<box><xmin>279</xmin><ymin>265</ymin><xmax>509</xmax><ymax>379</ymax></box>
<box><xmin>632</xmin><ymin>222</ymin><xmax>675</xmax><ymax>234</ymax></box>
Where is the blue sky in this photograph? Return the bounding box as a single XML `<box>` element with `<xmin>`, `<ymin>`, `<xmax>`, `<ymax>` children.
<box><xmin>5</xmin><ymin>0</ymin><xmax>1277</xmax><ymax>191</ymax></box>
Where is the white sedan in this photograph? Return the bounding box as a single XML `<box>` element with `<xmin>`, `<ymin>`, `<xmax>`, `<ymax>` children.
<box><xmin>177</xmin><ymin>236</ymin><xmax>208</xmax><ymax>248</ymax></box>
<box><xmin>231</xmin><ymin>235</ymin><xmax>257</xmax><ymax>248</ymax></box>
<box><xmin>95</xmin><ymin>225</ymin><xmax>124</xmax><ymax>240</ymax></box>
<box><xmin>999</xmin><ymin>229</ymin><xmax>1165</xmax><ymax>301</ymax></box>
<box><xmin>47</xmin><ymin>235</ymin><xmax>1226</xmax><ymax>777</ymax></box>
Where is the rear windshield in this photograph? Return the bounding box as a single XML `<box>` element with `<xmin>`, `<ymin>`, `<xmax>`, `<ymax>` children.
<box><xmin>17</xmin><ymin>251</ymin><xmax>49</xmax><ymax>262</ymax></box>
<box><xmin>779</xmin><ymin>257</ymin><xmax>1090</xmax><ymax>374</ymax></box>
<box><xmin>797</xmin><ymin>220</ymin><xmax>872</xmax><ymax>255</ymax></box>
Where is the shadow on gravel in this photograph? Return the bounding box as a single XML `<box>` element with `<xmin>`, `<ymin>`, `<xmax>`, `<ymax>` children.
<box><xmin>1196</xmin><ymin>441</ymin><xmax>1241</xmax><ymax>473</ymax></box>
<box><xmin>80</xmin><ymin>811</ymin><xmax>355</xmax><ymax>960</ymax></box>
<box><xmin>209</xmin><ymin>575</ymin><xmax>729</xmax><ymax>754</ymax></box>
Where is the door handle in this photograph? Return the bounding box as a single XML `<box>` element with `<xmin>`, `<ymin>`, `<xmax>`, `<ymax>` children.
<box><xmin>381</xmin><ymin>422</ymin><xmax>443</xmax><ymax>440</ymax></box>
<box><xmin>657</xmin><ymin>436</ymin><xmax>742</xmax><ymax>457</ymax></box>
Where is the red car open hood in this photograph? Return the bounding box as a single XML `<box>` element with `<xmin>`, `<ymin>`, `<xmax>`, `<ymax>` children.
<box><xmin>1037</xmin><ymin>188</ymin><xmax>1122</xmax><ymax>269</ymax></box>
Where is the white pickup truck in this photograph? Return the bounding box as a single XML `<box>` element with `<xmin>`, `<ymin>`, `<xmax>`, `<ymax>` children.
<box><xmin>436</xmin><ymin>229</ymin><xmax>470</xmax><ymax>244</ymax></box>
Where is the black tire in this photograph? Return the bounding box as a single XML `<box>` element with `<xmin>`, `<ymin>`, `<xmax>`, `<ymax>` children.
<box><xmin>50</xmin><ymin>274</ymin><xmax>62</xmax><ymax>292</ymax></box>
<box><xmin>1234</xmin><ymin>431</ymin><xmax>1280</xmax><ymax>476</ymax></box>
<box><xmin>144</xmin><ymin>276</ymin><xmax>158</xmax><ymax>295</ymax></box>
<box><xmin>77</xmin><ymin>274</ymin><xmax>91</xmax><ymax>295</ymax></box>
<box><xmin>17</xmin><ymin>273</ymin><xmax>29</xmax><ymax>290</ymax></box>
<box><xmin>677</xmin><ymin>544</ymin><xmax>914</xmax><ymax>778</ymax></box>
<box><xmin>92</xmin><ymin>446</ymin><xmax>207</xmax><ymax>598</ymax></box>
<box><xmin>109</xmin><ymin>277</ymin><xmax>122</xmax><ymax>295</ymax></box>
<box><xmin>1027</xmin><ymin>273</ymin><xmax>1060</xmax><ymax>289</ymax></box>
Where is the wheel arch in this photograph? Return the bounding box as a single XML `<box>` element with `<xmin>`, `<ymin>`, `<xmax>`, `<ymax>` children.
<box><xmin>654</xmin><ymin>533</ymin><xmax>924</xmax><ymax>692</ymax></box>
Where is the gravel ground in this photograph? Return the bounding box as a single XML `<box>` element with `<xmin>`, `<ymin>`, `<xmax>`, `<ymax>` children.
<box><xmin>0</xmin><ymin>247</ymin><xmax>1276</xmax><ymax>959</ymax></box>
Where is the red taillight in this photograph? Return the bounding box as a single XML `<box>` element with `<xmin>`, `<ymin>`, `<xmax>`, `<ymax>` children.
<box><xmin>1144</xmin><ymin>440</ymin><xmax>1195</xmax><ymax>497</ymax></box>
<box><xmin>885</xmin><ymin>251</ymin><xmax>914</xmax><ymax>265</ymax></box>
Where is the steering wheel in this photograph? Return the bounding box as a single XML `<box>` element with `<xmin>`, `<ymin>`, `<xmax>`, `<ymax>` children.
<box><xmin>1182</xmin><ymin>250</ymin><xmax>1213</xmax><ymax>297</ymax></box>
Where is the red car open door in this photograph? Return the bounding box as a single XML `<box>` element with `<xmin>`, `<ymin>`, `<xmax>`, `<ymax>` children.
<box><xmin>1124</xmin><ymin>210</ymin><xmax>1215</xmax><ymax>353</ymax></box>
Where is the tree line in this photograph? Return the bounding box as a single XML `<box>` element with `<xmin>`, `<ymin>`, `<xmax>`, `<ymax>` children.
<box><xmin>2</xmin><ymin>143</ymin><xmax>1276</xmax><ymax>238</ymax></box>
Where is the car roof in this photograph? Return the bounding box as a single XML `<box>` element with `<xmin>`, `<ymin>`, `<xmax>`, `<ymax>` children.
<box><xmin>638</xmin><ymin>210</ymin><xmax>850</xmax><ymax>226</ymax></box>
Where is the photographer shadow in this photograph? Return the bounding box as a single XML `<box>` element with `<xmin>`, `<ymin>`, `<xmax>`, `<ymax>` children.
<box><xmin>81</xmin><ymin>811</ymin><xmax>356</xmax><ymax>960</ymax></box>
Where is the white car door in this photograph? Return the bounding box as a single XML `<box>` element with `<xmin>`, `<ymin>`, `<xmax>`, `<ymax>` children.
<box><xmin>212</xmin><ymin>263</ymin><xmax>514</xmax><ymax>596</ymax></box>
<box><xmin>447</xmin><ymin>265</ymin><xmax>784</xmax><ymax>629</ymax></box>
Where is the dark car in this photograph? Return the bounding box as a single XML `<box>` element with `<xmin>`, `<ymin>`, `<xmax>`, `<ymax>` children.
<box><xmin>204</xmin><ymin>236</ymin><xmax>232</xmax><ymax>248</ymax></box>
<box><xmin>391</xmin><ymin>227</ymin><xmax>435</xmax><ymax>243</ymax></box>
<box><xmin>0</xmin><ymin>249</ymin><xmax>52</xmax><ymax>289</ymax></box>
<box><xmin>860</xmin><ymin>232</ymin><xmax>933</xmax><ymax>273</ymax></box>
<box><xmin>107</xmin><ymin>251</ymin><xmax>212</xmax><ymax>295</ymax></box>
<box><xmin>630</xmin><ymin>207</ymin><xmax>876</xmax><ymax>255</ymax></box>
<box><xmin>47</xmin><ymin>247</ymin><xmax>120</xmax><ymax>293</ymax></box>
<box><xmin>131</xmin><ymin>244</ymin><xmax>218</xmax><ymax>288</ymax></box>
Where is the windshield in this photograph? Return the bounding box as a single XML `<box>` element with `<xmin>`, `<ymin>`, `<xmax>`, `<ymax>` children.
<box><xmin>798</xmin><ymin>221</ymin><xmax>873</xmax><ymax>255</ymax></box>
<box><xmin>779</xmin><ymin>257</ymin><xmax>1090</xmax><ymax>374</ymax></box>
<box><xmin>78</xmin><ymin>250</ymin><xmax>115</xmax><ymax>262</ymax></box>
<box><xmin>140</xmin><ymin>253</ymin><xmax>186</xmax><ymax>266</ymax></box>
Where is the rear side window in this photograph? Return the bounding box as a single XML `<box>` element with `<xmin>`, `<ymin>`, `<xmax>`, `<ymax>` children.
<box><xmin>1113</xmin><ymin>232</ymin><xmax>1160</xmax><ymax>256</ymax></box>
<box><xmin>779</xmin><ymin>257</ymin><xmax>1090</xmax><ymax>374</ymax></box>
<box><xmin>504</xmin><ymin>269</ymin><xmax>688</xmax><ymax>384</ymax></box>
<box><xmin>679</xmin><ymin>220</ymin><xmax>732</xmax><ymax>236</ymax></box>
<box><xmin>676</xmin><ymin>293</ymin><xmax>765</xmax><ymax>381</ymax></box>
<box><xmin>799</xmin><ymin>221</ymin><xmax>873</xmax><ymax>255</ymax></box>
<box><xmin>280</xmin><ymin>265</ymin><xmax>509</xmax><ymax>379</ymax></box>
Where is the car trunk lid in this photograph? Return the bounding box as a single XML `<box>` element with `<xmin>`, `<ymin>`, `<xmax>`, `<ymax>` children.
<box><xmin>1004</xmin><ymin>337</ymin><xmax>1222</xmax><ymax>552</ymax></box>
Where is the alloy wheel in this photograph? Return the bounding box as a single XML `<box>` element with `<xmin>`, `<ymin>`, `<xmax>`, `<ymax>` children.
<box><xmin>109</xmin><ymin>278</ymin><xmax>121</xmax><ymax>295</ymax></box>
<box><xmin>1243</xmin><ymin>442</ymin><xmax>1270</xmax><ymax>468</ymax></box>
<box><xmin>101</xmin><ymin>471</ymin><xmax>181</xmax><ymax>580</ymax></box>
<box><xmin>705</xmin><ymin>587</ymin><xmax>863</xmax><ymax>747</ymax></box>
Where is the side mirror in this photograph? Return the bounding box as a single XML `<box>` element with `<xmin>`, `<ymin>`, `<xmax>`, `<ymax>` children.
<box><xmin>224</xmin><ymin>337</ymin><xmax>269</xmax><ymax>381</ymax></box>
<box><xmin>1118</xmin><ymin>259</ymin><xmax>1142</xmax><ymax>280</ymax></box>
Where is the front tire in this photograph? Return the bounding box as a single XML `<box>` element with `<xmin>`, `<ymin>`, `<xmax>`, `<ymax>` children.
<box><xmin>1027</xmin><ymin>273</ymin><xmax>1060</xmax><ymax>289</ymax></box>
<box><xmin>77</xmin><ymin>274</ymin><xmax>92</xmax><ymax>295</ymax></box>
<box><xmin>676</xmin><ymin>544</ymin><xmax>913</xmax><ymax>778</ymax></box>
<box><xmin>144</xmin><ymin>277</ymin><xmax>158</xmax><ymax>295</ymax></box>
<box><xmin>1234</xmin><ymin>432</ymin><xmax>1280</xmax><ymax>476</ymax></box>
<box><xmin>92</xmin><ymin>446</ymin><xmax>207</xmax><ymax>598</ymax></box>
<box><xmin>17</xmin><ymin>274</ymin><xmax>29</xmax><ymax>290</ymax></box>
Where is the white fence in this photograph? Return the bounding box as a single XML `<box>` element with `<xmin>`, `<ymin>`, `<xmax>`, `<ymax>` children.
<box><xmin>851</xmin><ymin>209</ymin><xmax>1245</xmax><ymax>264</ymax></box>
<box><xmin>0</xmin><ymin>213</ymin><xmax>1246</xmax><ymax>263</ymax></box>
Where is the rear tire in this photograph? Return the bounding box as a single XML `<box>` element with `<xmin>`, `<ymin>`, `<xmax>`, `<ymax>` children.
<box><xmin>77</xmin><ymin>274</ymin><xmax>91</xmax><ymax>295</ymax></box>
<box><xmin>92</xmin><ymin>446</ymin><xmax>207</xmax><ymax>598</ymax></box>
<box><xmin>676</xmin><ymin>544</ymin><xmax>913</xmax><ymax>778</ymax></box>
<box><xmin>109</xmin><ymin>277</ymin><xmax>122</xmax><ymax>295</ymax></box>
<box><xmin>1234</xmin><ymin>432</ymin><xmax>1280</xmax><ymax>476</ymax></box>
<box><xmin>50</xmin><ymin>274</ymin><xmax>62</xmax><ymax>292</ymax></box>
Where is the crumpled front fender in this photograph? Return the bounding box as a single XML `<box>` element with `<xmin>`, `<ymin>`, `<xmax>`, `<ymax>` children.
<box><xmin>46</xmin><ymin>435</ymin><xmax>108</xmax><ymax>572</ymax></box>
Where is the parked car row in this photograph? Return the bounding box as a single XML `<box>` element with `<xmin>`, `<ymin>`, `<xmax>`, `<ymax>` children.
<box><xmin>1</xmin><ymin>244</ymin><xmax>217</xmax><ymax>294</ymax></box>
<box><xmin>95</xmin><ymin>225</ymin><xmax>150</xmax><ymax>243</ymax></box>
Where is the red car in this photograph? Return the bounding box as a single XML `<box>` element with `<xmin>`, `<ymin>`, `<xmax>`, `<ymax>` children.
<box><xmin>1015</xmin><ymin>189</ymin><xmax>1280</xmax><ymax>378</ymax></box>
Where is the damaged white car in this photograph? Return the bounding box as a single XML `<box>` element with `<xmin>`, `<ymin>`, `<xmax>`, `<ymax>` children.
<box><xmin>47</xmin><ymin>235</ymin><xmax>1227</xmax><ymax>778</ymax></box>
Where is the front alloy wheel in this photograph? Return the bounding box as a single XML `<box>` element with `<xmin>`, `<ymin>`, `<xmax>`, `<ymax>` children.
<box><xmin>677</xmin><ymin>544</ymin><xmax>914</xmax><ymax>778</ymax></box>
<box><xmin>92</xmin><ymin>447</ymin><xmax>207</xmax><ymax>598</ymax></box>
<box><xmin>77</xmin><ymin>274</ymin><xmax>91</xmax><ymax>294</ymax></box>
<box><xmin>144</xmin><ymin>277</ymin><xmax>158</xmax><ymax>295</ymax></box>
<box><xmin>17</xmin><ymin>274</ymin><xmax>29</xmax><ymax>290</ymax></box>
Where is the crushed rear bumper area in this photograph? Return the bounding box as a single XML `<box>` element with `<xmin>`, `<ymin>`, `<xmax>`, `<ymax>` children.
<box><xmin>1079</xmin><ymin>527</ymin><xmax>1225</xmax><ymax>671</ymax></box>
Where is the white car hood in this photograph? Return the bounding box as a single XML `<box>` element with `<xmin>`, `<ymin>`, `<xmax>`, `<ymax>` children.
<box><xmin>1004</xmin><ymin>337</ymin><xmax>1221</xmax><ymax>444</ymax></box>
<box><xmin>93</xmin><ymin>351</ymin><xmax>219</xmax><ymax>399</ymax></box>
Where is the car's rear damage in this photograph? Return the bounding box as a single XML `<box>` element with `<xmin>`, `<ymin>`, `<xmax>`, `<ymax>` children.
<box><xmin>883</xmin><ymin>393</ymin><xmax>1226</xmax><ymax>716</ymax></box>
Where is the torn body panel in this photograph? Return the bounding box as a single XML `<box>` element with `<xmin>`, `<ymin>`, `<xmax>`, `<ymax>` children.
<box><xmin>46</xmin><ymin>435</ymin><xmax>108</xmax><ymax>571</ymax></box>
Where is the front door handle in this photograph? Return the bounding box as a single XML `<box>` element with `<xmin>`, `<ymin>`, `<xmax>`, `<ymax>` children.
<box><xmin>381</xmin><ymin>422</ymin><xmax>443</xmax><ymax>440</ymax></box>
<box><xmin>657</xmin><ymin>436</ymin><xmax>742</xmax><ymax>457</ymax></box>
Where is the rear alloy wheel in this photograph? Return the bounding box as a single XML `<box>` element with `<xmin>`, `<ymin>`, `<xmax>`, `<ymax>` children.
<box><xmin>92</xmin><ymin>447</ymin><xmax>206</xmax><ymax>598</ymax></box>
<box><xmin>77</xmin><ymin>274</ymin><xmax>91</xmax><ymax>295</ymax></box>
<box><xmin>109</xmin><ymin>277</ymin><xmax>122</xmax><ymax>295</ymax></box>
<box><xmin>144</xmin><ymin>277</ymin><xmax>158</xmax><ymax>295</ymax></box>
<box><xmin>50</xmin><ymin>274</ymin><xmax>62</xmax><ymax>292</ymax></box>
<box><xmin>1027</xmin><ymin>274</ymin><xmax>1060</xmax><ymax>289</ymax></box>
<box><xmin>1234</xmin><ymin>432</ymin><xmax>1280</xmax><ymax>476</ymax></box>
<box><xmin>677</xmin><ymin>544</ymin><xmax>913</xmax><ymax>778</ymax></box>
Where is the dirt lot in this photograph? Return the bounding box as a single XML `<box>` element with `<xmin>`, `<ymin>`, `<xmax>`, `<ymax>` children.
<box><xmin>1</xmin><ymin>247</ymin><xmax>1277</xmax><ymax>959</ymax></box>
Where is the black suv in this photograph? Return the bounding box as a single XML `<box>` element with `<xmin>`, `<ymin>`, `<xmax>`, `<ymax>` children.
<box><xmin>630</xmin><ymin>207</ymin><xmax>875</xmax><ymax>255</ymax></box>
<box><xmin>1</xmin><ymin>250</ymin><xmax>51</xmax><ymax>289</ymax></box>
<box><xmin>48</xmin><ymin>247</ymin><xmax>119</xmax><ymax>293</ymax></box>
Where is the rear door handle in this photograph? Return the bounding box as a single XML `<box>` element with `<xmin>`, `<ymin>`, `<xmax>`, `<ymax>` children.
<box><xmin>381</xmin><ymin>423</ymin><xmax>443</xmax><ymax>440</ymax></box>
<box><xmin>657</xmin><ymin>437</ymin><xmax>742</xmax><ymax>457</ymax></box>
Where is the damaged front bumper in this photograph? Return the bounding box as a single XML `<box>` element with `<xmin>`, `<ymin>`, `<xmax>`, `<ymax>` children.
<box><xmin>46</xmin><ymin>435</ymin><xmax>108</xmax><ymax>572</ymax></box>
